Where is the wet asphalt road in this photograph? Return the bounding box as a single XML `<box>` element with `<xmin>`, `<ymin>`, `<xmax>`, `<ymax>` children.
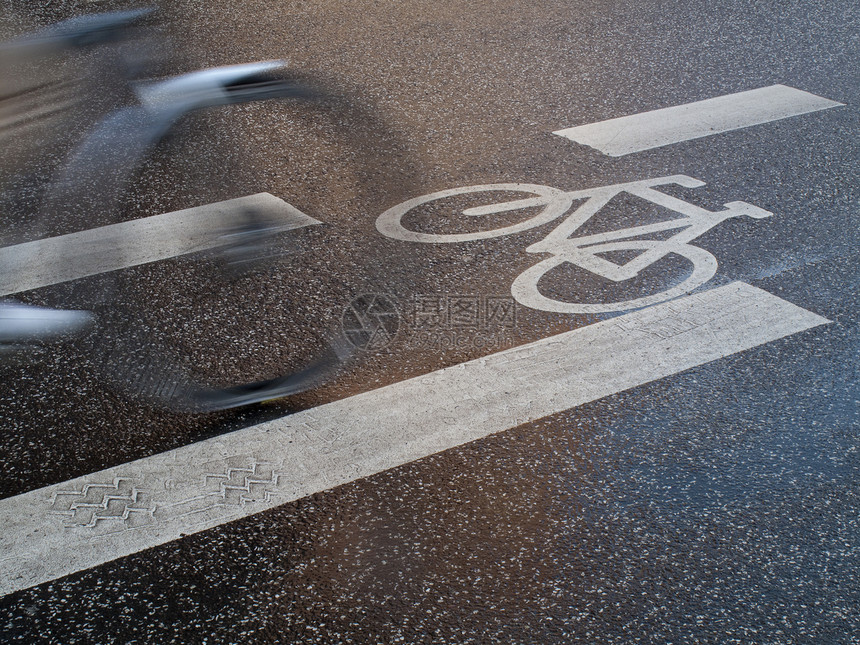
<box><xmin>1</xmin><ymin>0</ymin><xmax>858</xmax><ymax>642</ymax></box>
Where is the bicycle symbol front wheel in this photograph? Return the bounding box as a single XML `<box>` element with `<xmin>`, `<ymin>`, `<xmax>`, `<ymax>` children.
<box><xmin>511</xmin><ymin>240</ymin><xmax>719</xmax><ymax>314</ymax></box>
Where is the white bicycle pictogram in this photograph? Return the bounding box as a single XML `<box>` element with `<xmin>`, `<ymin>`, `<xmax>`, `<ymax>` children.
<box><xmin>376</xmin><ymin>175</ymin><xmax>772</xmax><ymax>314</ymax></box>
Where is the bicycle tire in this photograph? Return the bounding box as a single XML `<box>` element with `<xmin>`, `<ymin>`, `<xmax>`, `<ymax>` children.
<box><xmin>23</xmin><ymin>72</ymin><xmax>423</xmax><ymax>411</ymax></box>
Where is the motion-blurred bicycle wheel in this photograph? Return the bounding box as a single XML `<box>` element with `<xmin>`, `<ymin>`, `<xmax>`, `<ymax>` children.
<box><xmin>23</xmin><ymin>72</ymin><xmax>424</xmax><ymax>411</ymax></box>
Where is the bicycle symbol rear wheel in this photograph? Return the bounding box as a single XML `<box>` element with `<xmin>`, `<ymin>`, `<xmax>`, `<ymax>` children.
<box><xmin>376</xmin><ymin>184</ymin><xmax>572</xmax><ymax>243</ymax></box>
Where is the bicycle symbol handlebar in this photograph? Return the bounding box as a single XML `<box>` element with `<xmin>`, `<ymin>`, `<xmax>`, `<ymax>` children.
<box><xmin>376</xmin><ymin>175</ymin><xmax>771</xmax><ymax>314</ymax></box>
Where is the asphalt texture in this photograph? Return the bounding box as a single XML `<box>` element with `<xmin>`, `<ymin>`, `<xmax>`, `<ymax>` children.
<box><xmin>1</xmin><ymin>0</ymin><xmax>858</xmax><ymax>642</ymax></box>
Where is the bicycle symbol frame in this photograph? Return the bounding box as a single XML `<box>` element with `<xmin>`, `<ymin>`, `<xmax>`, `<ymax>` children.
<box><xmin>376</xmin><ymin>175</ymin><xmax>772</xmax><ymax>313</ymax></box>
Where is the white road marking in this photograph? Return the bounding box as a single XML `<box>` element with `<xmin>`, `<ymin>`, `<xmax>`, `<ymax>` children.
<box><xmin>0</xmin><ymin>193</ymin><xmax>320</xmax><ymax>296</ymax></box>
<box><xmin>553</xmin><ymin>85</ymin><xmax>843</xmax><ymax>156</ymax></box>
<box><xmin>376</xmin><ymin>176</ymin><xmax>773</xmax><ymax>314</ymax></box>
<box><xmin>0</xmin><ymin>281</ymin><xmax>828</xmax><ymax>596</ymax></box>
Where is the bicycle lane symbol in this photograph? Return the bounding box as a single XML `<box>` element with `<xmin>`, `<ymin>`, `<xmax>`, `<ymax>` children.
<box><xmin>375</xmin><ymin>175</ymin><xmax>772</xmax><ymax>314</ymax></box>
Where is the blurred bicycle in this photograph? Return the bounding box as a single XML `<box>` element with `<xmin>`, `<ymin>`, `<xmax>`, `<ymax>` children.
<box><xmin>0</xmin><ymin>8</ymin><xmax>414</xmax><ymax>411</ymax></box>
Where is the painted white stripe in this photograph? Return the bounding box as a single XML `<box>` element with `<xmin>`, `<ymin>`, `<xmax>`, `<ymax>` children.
<box><xmin>0</xmin><ymin>193</ymin><xmax>320</xmax><ymax>296</ymax></box>
<box><xmin>0</xmin><ymin>282</ymin><xmax>828</xmax><ymax>596</ymax></box>
<box><xmin>553</xmin><ymin>85</ymin><xmax>843</xmax><ymax>156</ymax></box>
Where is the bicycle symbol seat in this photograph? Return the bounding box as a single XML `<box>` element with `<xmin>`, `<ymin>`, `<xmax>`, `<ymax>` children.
<box><xmin>376</xmin><ymin>175</ymin><xmax>771</xmax><ymax>314</ymax></box>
